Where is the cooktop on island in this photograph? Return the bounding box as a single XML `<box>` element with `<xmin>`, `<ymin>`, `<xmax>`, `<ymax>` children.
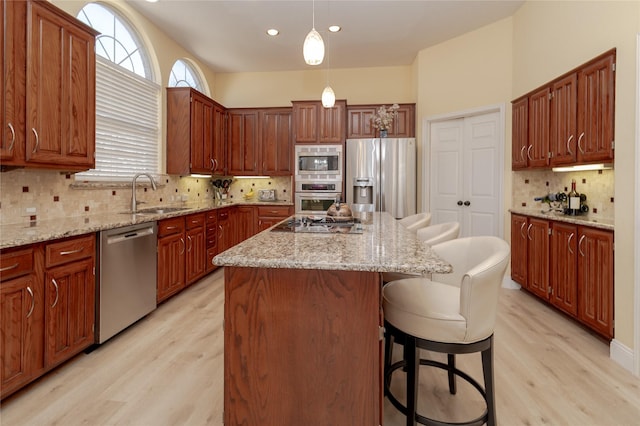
<box><xmin>271</xmin><ymin>216</ymin><xmax>363</xmax><ymax>234</ymax></box>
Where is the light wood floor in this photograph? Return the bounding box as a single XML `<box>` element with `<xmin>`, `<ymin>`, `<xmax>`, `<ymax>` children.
<box><xmin>1</xmin><ymin>269</ymin><xmax>639</xmax><ymax>425</ymax></box>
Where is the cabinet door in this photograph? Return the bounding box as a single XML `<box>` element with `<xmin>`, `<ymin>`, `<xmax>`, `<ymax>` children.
<box><xmin>206</xmin><ymin>212</ymin><xmax>218</xmax><ymax>273</ymax></box>
<box><xmin>292</xmin><ymin>102</ymin><xmax>318</xmax><ymax>143</ymax></box>
<box><xmin>26</xmin><ymin>1</ymin><xmax>95</xmax><ymax>169</ymax></box>
<box><xmin>526</xmin><ymin>218</ymin><xmax>549</xmax><ymax>299</ymax></box>
<box><xmin>347</xmin><ymin>106</ymin><xmax>376</xmax><ymax>139</ymax></box>
<box><xmin>261</xmin><ymin>109</ymin><xmax>292</xmax><ymax>175</ymax></box>
<box><xmin>1</xmin><ymin>0</ymin><xmax>26</xmax><ymax>166</ymax></box>
<box><xmin>212</xmin><ymin>102</ymin><xmax>227</xmax><ymax>175</ymax></box>
<box><xmin>228</xmin><ymin>110</ymin><xmax>259</xmax><ymax>175</ymax></box>
<box><xmin>550</xmin><ymin>73</ymin><xmax>577</xmax><ymax>165</ymax></box>
<box><xmin>511</xmin><ymin>97</ymin><xmax>528</xmax><ymax>170</ymax></box>
<box><xmin>186</xmin><ymin>226</ymin><xmax>206</xmax><ymax>285</ymax></box>
<box><xmin>388</xmin><ymin>104</ymin><xmax>415</xmax><ymax>138</ymax></box>
<box><xmin>577</xmin><ymin>227</ymin><xmax>614</xmax><ymax>339</ymax></box>
<box><xmin>217</xmin><ymin>208</ymin><xmax>234</xmax><ymax>253</ymax></box>
<box><xmin>234</xmin><ymin>206</ymin><xmax>256</xmax><ymax>245</ymax></box>
<box><xmin>510</xmin><ymin>214</ymin><xmax>528</xmax><ymax>286</ymax></box>
<box><xmin>318</xmin><ymin>100</ymin><xmax>346</xmax><ymax>143</ymax></box>
<box><xmin>550</xmin><ymin>222</ymin><xmax>578</xmax><ymax>316</ymax></box>
<box><xmin>577</xmin><ymin>51</ymin><xmax>615</xmax><ymax>163</ymax></box>
<box><xmin>0</xmin><ymin>274</ymin><xmax>44</xmax><ymax>398</ymax></box>
<box><xmin>527</xmin><ymin>86</ymin><xmax>550</xmax><ymax>168</ymax></box>
<box><xmin>44</xmin><ymin>258</ymin><xmax>95</xmax><ymax>367</ymax></box>
<box><xmin>190</xmin><ymin>92</ymin><xmax>215</xmax><ymax>174</ymax></box>
<box><xmin>157</xmin><ymin>232</ymin><xmax>186</xmax><ymax>303</ymax></box>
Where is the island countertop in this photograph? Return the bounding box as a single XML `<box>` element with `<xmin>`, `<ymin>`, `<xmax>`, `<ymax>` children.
<box><xmin>213</xmin><ymin>212</ymin><xmax>453</xmax><ymax>275</ymax></box>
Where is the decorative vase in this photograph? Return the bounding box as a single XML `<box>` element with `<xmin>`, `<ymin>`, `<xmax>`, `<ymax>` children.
<box><xmin>380</xmin><ymin>129</ymin><xmax>388</xmax><ymax>138</ymax></box>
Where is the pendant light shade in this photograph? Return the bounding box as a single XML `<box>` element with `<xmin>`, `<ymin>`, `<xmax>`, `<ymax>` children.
<box><xmin>303</xmin><ymin>28</ymin><xmax>324</xmax><ymax>65</ymax></box>
<box><xmin>321</xmin><ymin>86</ymin><xmax>335</xmax><ymax>108</ymax></box>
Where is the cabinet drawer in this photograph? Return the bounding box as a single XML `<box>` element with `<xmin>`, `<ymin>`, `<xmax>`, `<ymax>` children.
<box><xmin>186</xmin><ymin>213</ymin><xmax>206</xmax><ymax>230</ymax></box>
<box><xmin>206</xmin><ymin>210</ymin><xmax>217</xmax><ymax>223</ymax></box>
<box><xmin>218</xmin><ymin>209</ymin><xmax>230</xmax><ymax>221</ymax></box>
<box><xmin>45</xmin><ymin>235</ymin><xmax>95</xmax><ymax>268</ymax></box>
<box><xmin>158</xmin><ymin>217</ymin><xmax>185</xmax><ymax>237</ymax></box>
<box><xmin>0</xmin><ymin>247</ymin><xmax>35</xmax><ymax>282</ymax></box>
<box><xmin>257</xmin><ymin>206</ymin><xmax>291</xmax><ymax>217</ymax></box>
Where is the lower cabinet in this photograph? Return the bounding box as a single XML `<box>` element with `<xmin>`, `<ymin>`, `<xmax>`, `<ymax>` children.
<box><xmin>157</xmin><ymin>217</ymin><xmax>186</xmax><ymax>303</ymax></box>
<box><xmin>257</xmin><ymin>205</ymin><xmax>293</xmax><ymax>232</ymax></box>
<box><xmin>185</xmin><ymin>213</ymin><xmax>206</xmax><ymax>285</ymax></box>
<box><xmin>510</xmin><ymin>213</ymin><xmax>614</xmax><ymax>339</ymax></box>
<box><xmin>205</xmin><ymin>210</ymin><xmax>218</xmax><ymax>273</ymax></box>
<box><xmin>235</xmin><ymin>206</ymin><xmax>256</xmax><ymax>244</ymax></box>
<box><xmin>1</xmin><ymin>234</ymin><xmax>96</xmax><ymax>399</ymax></box>
<box><xmin>217</xmin><ymin>207</ymin><xmax>234</xmax><ymax>254</ymax></box>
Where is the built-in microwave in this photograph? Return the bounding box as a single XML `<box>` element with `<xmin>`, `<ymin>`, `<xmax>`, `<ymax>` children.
<box><xmin>295</xmin><ymin>144</ymin><xmax>342</xmax><ymax>180</ymax></box>
<box><xmin>295</xmin><ymin>192</ymin><xmax>342</xmax><ymax>215</ymax></box>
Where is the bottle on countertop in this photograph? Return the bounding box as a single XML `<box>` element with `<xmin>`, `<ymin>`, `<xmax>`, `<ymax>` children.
<box><xmin>567</xmin><ymin>179</ymin><xmax>581</xmax><ymax>215</ymax></box>
<box><xmin>534</xmin><ymin>192</ymin><xmax>567</xmax><ymax>203</ymax></box>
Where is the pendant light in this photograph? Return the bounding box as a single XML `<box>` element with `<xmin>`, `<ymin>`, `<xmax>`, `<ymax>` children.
<box><xmin>321</xmin><ymin>0</ymin><xmax>335</xmax><ymax>108</ymax></box>
<box><xmin>303</xmin><ymin>0</ymin><xmax>324</xmax><ymax>65</ymax></box>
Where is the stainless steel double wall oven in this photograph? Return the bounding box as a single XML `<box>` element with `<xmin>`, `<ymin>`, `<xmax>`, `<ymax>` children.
<box><xmin>294</xmin><ymin>144</ymin><xmax>343</xmax><ymax>215</ymax></box>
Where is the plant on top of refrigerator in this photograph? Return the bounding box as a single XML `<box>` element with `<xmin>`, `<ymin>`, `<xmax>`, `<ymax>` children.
<box><xmin>371</xmin><ymin>104</ymin><xmax>400</xmax><ymax>130</ymax></box>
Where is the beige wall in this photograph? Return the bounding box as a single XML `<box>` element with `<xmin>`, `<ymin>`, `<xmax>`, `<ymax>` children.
<box><xmin>512</xmin><ymin>0</ymin><xmax>639</xmax><ymax>354</ymax></box>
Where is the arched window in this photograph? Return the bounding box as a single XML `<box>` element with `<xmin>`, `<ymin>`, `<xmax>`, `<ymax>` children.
<box><xmin>76</xmin><ymin>3</ymin><xmax>160</xmax><ymax>181</ymax></box>
<box><xmin>169</xmin><ymin>59</ymin><xmax>205</xmax><ymax>91</ymax></box>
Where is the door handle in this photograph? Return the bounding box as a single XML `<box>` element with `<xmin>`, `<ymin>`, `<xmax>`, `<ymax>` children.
<box><xmin>578</xmin><ymin>235</ymin><xmax>586</xmax><ymax>257</ymax></box>
<box><xmin>457</xmin><ymin>200</ymin><xmax>463</xmax><ymax>206</ymax></box>
<box><xmin>520</xmin><ymin>222</ymin><xmax>526</xmax><ymax>239</ymax></box>
<box><xmin>51</xmin><ymin>278</ymin><xmax>59</xmax><ymax>308</ymax></box>
<box><xmin>527</xmin><ymin>224</ymin><xmax>533</xmax><ymax>240</ymax></box>
<box><xmin>463</xmin><ymin>201</ymin><xmax>470</xmax><ymax>206</ymax></box>
<box><xmin>568</xmin><ymin>233</ymin><xmax>575</xmax><ymax>255</ymax></box>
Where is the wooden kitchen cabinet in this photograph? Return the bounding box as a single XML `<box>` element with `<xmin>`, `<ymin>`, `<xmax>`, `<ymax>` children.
<box><xmin>185</xmin><ymin>213</ymin><xmax>206</xmax><ymax>285</ymax></box>
<box><xmin>549</xmin><ymin>73</ymin><xmax>578</xmax><ymax>165</ymax></box>
<box><xmin>1</xmin><ymin>0</ymin><xmax>96</xmax><ymax>171</ymax></box>
<box><xmin>550</xmin><ymin>222</ymin><xmax>578</xmax><ymax>316</ymax></box>
<box><xmin>212</xmin><ymin>102</ymin><xmax>227</xmax><ymax>175</ymax></box>
<box><xmin>526</xmin><ymin>217</ymin><xmax>550</xmax><ymax>300</ymax></box>
<box><xmin>0</xmin><ymin>245</ymin><xmax>45</xmax><ymax>399</ymax></box>
<box><xmin>577</xmin><ymin>227</ymin><xmax>614</xmax><ymax>339</ymax></box>
<box><xmin>511</xmin><ymin>96</ymin><xmax>529</xmax><ymax>170</ymax></box>
<box><xmin>527</xmin><ymin>86</ymin><xmax>551</xmax><ymax>169</ymax></box>
<box><xmin>157</xmin><ymin>217</ymin><xmax>186</xmax><ymax>303</ymax></box>
<box><xmin>25</xmin><ymin>0</ymin><xmax>97</xmax><ymax>170</ymax></box>
<box><xmin>577</xmin><ymin>50</ymin><xmax>615</xmax><ymax>164</ymax></box>
<box><xmin>43</xmin><ymin>234</ymin><xmax>95</xmax><ymax>368</ymax></box>
<box><xmin>205</xmin><ymin>210</ymin><xmax>218</xmax><ymax>273</ymax></box>
<box><xmin>510</xmin><ymin>214</ymin><xmax>528</xmax><ymax>286</ymax></box>
<box><xmin>235</xmin><ymin>206</ymin><xmax>256</xmax><ymax>244</ymax></box>
<box><xmin>261</xmin><ymin>108</ymin><xmax>293</xmax><ymax>175</ymax></box>
<box><xmin>346</xmin><ymin>103</ymin><xmax>415</xmax><ymax>139</ymax></box>
<box><xmin>166</xmin><ymin>87</ymin><xmax>218</xmax><ymax>175</ymax></box>
<box><xmin>217</xmin><ymin>207</ymin><xmax>235</xmax><ymax>254</ymax></box>
<box><xmin>227</xmin><ymin>109</ymin><xmax>259</xmax><ymax>175</ymax></box>
<box><xmin>292</xmin><ymin>100</ymin><xmax>346</xmax><ymax>144</ymax></box>
<box><xmin>257</xmin><ymin>205</ymin><xmax>292</xmax><ymax>232</ymax></box>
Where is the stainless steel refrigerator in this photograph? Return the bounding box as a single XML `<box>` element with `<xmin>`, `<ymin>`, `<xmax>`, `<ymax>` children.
<box><xmin>345</xmin><ymin>138</ymin><xmax>416</xmax><ymax>219</ymax></box>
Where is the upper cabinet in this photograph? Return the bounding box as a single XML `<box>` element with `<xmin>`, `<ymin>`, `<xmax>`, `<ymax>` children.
<box><xmin>347</xmin><ymin>104</ymin><xmax>415</xmax><ymax>139</ymax></box>
<box><xmin>261</xmin><ymin>108</ymin><xmax>293</xmax><ymax>175</ymax></box>
<box><xmin>167</xmin><ymin>87</ymin><xmax>225</xmax><ymax>176</ymax></box>
<box><xmin>292</xmin><ymin>100</ymin><xmax>346</xmax><ymax>144</ymax></box>
<box><xmin>512</xmin><ymin>49</ymin><xmax>615</xmax><ymax>170</ymax></box>
<box><xmin>227</xmin><ymin>109</ymin><xmax>259</xmax><ymax>176</ymax></box>
<box><xmin>2</xmin><ymin>0</ymin><xmax>97</xmax><ymax>171</ymax></box>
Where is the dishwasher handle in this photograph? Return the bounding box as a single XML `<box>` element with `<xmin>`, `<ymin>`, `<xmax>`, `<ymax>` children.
<box><xmin>107</xmin><ymin>226</ymin><xmax>155</xmax><ymax>245</ymax></box>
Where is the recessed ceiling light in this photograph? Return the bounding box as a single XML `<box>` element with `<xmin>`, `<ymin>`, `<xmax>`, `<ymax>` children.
<box><xmin>145</xmin><ymin>0</ymin><xmax>159</xmax><ymax>3</ymax></box>
<box><xmin>328</xmin><ymin>25</ymin><xmax>341</xmax><ymax>33</ymax></box>
<box><xmin>267</xmin><ymin>28</ymin><xmax>279</xmax><ymax>36</ymax></box>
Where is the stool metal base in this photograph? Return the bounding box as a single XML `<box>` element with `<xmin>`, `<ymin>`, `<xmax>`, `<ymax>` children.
<box><xmin>384</xmin><ymin>321</ymin><xmax>496</xmax><ymax>426</ymax></box>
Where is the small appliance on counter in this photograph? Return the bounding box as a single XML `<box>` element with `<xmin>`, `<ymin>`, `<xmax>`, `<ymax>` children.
<box><xmin>258</xmin><ymin>189</ymin><xmax>277</xmax><ymax>202</ymax></box>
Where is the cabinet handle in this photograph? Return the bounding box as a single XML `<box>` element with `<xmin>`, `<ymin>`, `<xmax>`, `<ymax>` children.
<box><xmin>60</xmin><ymin>247</ymin><xmax>84</xmax><ymax>256</ymax></box>
<box><xmin>26</xmin><ymin>286</ymin><xmax>35</xmax><ymax>319</ymax></box>
<box><xmin>213</xmin><ymin>159</ymin><xmax>218</xmax><ymax>172</ymax></box>
<box><xmin>187</xmin><ymin>235</ymin><xmax>192</xmax><ymax>252</ymax></box>
<box><xmin>180</xmin><ymin>238</ymin><xmax>185</xmax><ymax>255</ymax></box>
<box><xmin>0</xmin><ymin>262</ymin><xmax>19</xmax><ymax>272</ymax></box>
<box><xmin>566</xmin><ymin>134</ymin><xmax>574</xmax><ymax>156</ymax></box>
<box><xmin>577</xmin><ymin>132</ymin><xmax>585</xmax><ymax>154</ymax></box>
<box><xmin>568</xmin><ymin>232</ymin><xmax>575</xmax><ymax>255</ymax></box>
<box><xmin>31</xmin><ymin>128</ymin><xmax>39</xmax><ymax>153</ymax></box>
<box><xmin>219</xmin><ymin>225</ymin><xmax>224</xmax><ymax>239</ymax></box>
<box><xmin>166</xmin><ymin>226</ymin><xmax>177</xmax><ymax>230</ymax></box>
<box><xmin>527</xmin><ymin>224</ymin><xmax>533</xmax><ymax>240</ymax></box>
<box><xmin>578</xmin><ymin>235</ymin><xmax>586</xmax><ymax>257</ymax></box>
<box><xmin>520</xmin><ymin>222</ymin><xmax>526</xmax><ymax>239</ymax></box>
<box><xmin>526</xmin><ymin>145</ymin><xmax>533</xmax><ymax>161</ymax></box>
<box><xmin>7</xmin><ymin>123</ymin><xmax>16</xmax><ymax>151</ymax></box>
<box><xmin>51</xmin><ymin>278</ymin><xmax>59</xmax><ymax>308</ymax></box>
<box><xmin>210</xmin><ymin>158</ymin><xmax>215</xmax><ymax>171</ymax></box>
<box><xmin>519</xmin><ymin>145</ymin><xmax>526</xmax><ymax>162</ymax></box>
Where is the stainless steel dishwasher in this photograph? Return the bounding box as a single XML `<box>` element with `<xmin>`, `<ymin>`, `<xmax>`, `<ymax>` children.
<box><xmin>97</xmin><ymin>222</ymin><xmax>157</xmax><ymax>344</ymax></box>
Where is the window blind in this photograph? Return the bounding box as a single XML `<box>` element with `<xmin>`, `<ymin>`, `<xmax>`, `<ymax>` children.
<box><xmin>76</xmin><ymin>57</ymin><xmax>160</xmax><ymax>182</ymax></box>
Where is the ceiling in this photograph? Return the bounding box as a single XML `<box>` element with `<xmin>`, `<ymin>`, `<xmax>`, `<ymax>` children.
<box><xmin>125</xmin><ymin>0</ymin><xmax>525</xmax><ymax>74</ymax></box>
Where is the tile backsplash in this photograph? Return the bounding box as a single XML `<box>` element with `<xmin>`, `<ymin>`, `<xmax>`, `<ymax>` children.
<box><xmin>0</xmin><ymin>169</ymin><xmax>292</xmax><ymax>226</ymax></box>
<box><xmin>512</xmin><ymin>169</ymin><xmax>614</xmax><ymax>218</ymax></box>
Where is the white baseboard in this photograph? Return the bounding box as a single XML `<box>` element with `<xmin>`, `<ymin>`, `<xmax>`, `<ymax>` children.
<box><xmin>502</xmin><ymin>277</ymin><xmax>521</xmax><ymax>290</ymax></box>
<box><xmin>610</xmin><ymin>339</ymin><xmax>635</xmax><ymax>373</ymax></box>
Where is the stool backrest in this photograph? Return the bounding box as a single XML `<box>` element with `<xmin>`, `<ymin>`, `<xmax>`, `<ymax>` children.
<box><xmin>417</xmin><ymin>222</ymin><xmax>460</xmax><ymax>246</ymax></box>
<box><xmin>430</xmin><ymin>236</ymin><xmax>510</xmax><ymax>342</ymax></box>
<box><xmin>398</xmin><ymin>212</ymin><xmax>431</xmax><ymax>232</ymax></box>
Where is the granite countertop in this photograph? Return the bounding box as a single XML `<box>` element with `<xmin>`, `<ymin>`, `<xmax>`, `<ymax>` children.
<box><xmin>213</xmin><ymin>212</ymin><xmax>453</xmax><ymax>275</ymax></box>
<box><xmin>0</xmin><ymin>200</ymin><xmax>293</xmax><ymax>250</ymax></box>
<box><xmin>509</xmin><ymin>207</ymin><xmax>614</xmax><ymax>231</ymax></box>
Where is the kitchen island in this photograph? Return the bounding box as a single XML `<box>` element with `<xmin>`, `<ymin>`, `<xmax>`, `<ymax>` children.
<box><xmin>213</xmin><ymin>212</ymin><xmax>452</xmax><ymax>426</ymax></box>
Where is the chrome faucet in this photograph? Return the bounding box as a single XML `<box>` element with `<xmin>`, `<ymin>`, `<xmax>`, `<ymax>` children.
<box><xmin>131</xmin><ymin>173</ymin><xmax>157</xmax><ymax>213</ymax></box>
